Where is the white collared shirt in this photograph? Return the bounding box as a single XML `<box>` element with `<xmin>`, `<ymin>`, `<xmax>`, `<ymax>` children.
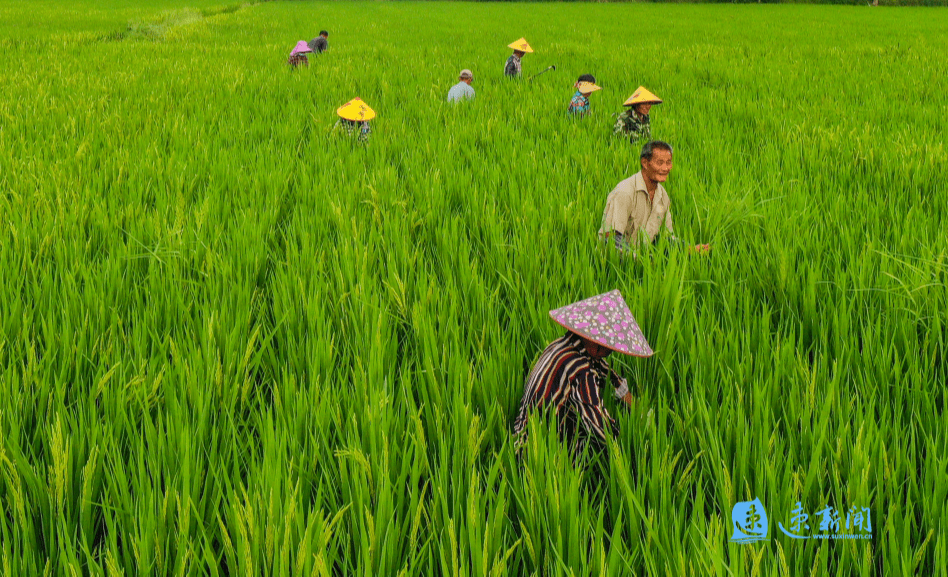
<box><xmin>447</xmin><ymin>81</ymin><xmax>475</xmax><ymax>102</ymax></box>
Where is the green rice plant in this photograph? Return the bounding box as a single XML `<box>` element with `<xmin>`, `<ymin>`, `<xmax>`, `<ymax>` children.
<box><xmin>0</xmin><ymin>1</ymin><xmax>946</xmax><ymax>575</ymax></box>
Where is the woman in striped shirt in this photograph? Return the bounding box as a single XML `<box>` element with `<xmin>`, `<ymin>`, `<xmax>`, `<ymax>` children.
<box><xmin>512</xmin><ymin>290</ymin><xmax>653</xmax><ymax>457</ymax></box>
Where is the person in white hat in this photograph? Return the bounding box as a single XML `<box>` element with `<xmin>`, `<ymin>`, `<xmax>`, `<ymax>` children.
<box><xmin>512</xmin><ymin>290</ymin><xmax>652</xmax><ymax>457</ymax></box>
<box><xmin>447</xmin><ymin>69</ymin><xmax>475</xmax><ymax>102</ymax></box>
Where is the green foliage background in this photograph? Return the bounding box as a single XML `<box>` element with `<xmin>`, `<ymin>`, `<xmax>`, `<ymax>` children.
<box><xmin>0</xmin><ymin>0</ymin><xmax>946</xmax><ymax>575</ymax></box>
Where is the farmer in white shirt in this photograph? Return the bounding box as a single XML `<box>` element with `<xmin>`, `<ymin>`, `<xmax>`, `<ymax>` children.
<box><xmin>447</xmin><ymin>69</ymin><xmax>475</xmax><ymax>102</ymax></box>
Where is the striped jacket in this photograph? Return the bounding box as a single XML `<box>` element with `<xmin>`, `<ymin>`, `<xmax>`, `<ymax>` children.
<box><xmin>512</xmin><ymin>332</ymin><xmax>618</xmax><ymax>452</ymax></box>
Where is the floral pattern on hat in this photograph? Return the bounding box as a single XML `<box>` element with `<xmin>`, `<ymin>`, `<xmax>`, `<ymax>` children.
<box><xmin>549</xmin><ymin>290</ymin><xmax>653</xmax><ymax>357</ymax></box>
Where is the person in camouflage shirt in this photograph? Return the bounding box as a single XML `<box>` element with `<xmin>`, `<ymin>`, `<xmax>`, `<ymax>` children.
<box><xmin>613</xmin><ymin>109</ymin><xmax>650</xmax><ymax>141</ymax></box>
<box><xmin>614</xmin><ymin>86</ymin><xmax>662</xmax><ymax>144</ymax></box>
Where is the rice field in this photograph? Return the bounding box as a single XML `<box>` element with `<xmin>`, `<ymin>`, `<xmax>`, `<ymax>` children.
<box><xmin>1</xmin><ymin>0</ymin><xmax>946</xmax><ymax>575</ymax></box>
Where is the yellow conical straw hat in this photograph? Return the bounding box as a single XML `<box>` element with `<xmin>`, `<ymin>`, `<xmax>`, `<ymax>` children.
<box><xmin>623</xmin><ymin>86</ymin><xmax>662</xmax><ymax>107</ymax></box>
<box><xmin>336</xmin><ymin>97</ymin><xmax>376</xmax><ymax>122</ymax></box>
<box><xmin>577</xmin><ymin>81</ymin><xmax>602</xmax><ymax>95</ymax></box>
<box><xmin>507</xmin><ymin>38</ymin><xmax>534</xmax><ymax>53</ymax></box>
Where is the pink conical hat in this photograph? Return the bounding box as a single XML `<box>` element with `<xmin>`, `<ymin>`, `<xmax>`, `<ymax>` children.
<box><xmin>290</xmin><ymin>40</ymin><xmax>312</xmax><ymax>56</ymax></box>
<box><xmin>549</xmin><ymin>290</ymin><xmax>653</xmax><ymax>357</ymax></box>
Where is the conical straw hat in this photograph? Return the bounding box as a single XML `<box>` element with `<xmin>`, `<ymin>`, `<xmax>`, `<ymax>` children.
<box><xmin>290</xmin><ymin>40</ymin><xmax>312</xmax><ymax>56</ymax></box>
<box><xmin>336</xmin><ymin>97</ymin><xmax>376</xmax><ymax>122</ymax></box>
<box><xmin>549</xmin><ymin>290</ymin><xmax>653</xmax><ymax>357</ymax></box>
<box><xmin>577</xmin><ymin>81</ymin><xmax>602</xmax><ymax>95</ymax></box>
<box><xmin>623</xmin><ymin>86</ymin><xmax>662</xmax><ymax>107</ymax></box>
<box><xmin>507</xmin><ymin>38</ymin><xmax>534</xmax><ymax>53</ymax></box>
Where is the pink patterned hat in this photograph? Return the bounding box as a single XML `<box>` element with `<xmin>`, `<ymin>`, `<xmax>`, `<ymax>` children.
<box><xmin>291</xmin><ymin>40</ymin><xmax>312</xmax><ymax>56</ymax></box>
<box><xmin>549</xmin><ymin>290</ymin><xmax>653</xmax><ymax>357</ymax></box>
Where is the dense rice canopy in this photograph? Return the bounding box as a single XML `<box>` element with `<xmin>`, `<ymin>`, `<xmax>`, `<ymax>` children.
<box><xmin>0</xmin><ymin>1</ymin><xmax>946</xmax><ymax>575</ymax></box>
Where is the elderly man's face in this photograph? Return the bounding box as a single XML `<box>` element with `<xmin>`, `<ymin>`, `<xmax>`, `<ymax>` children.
<box><xmin>641</xmin><ymin>149</ymin><xmax>673</xmax><ymax>183</ymax></box>
<box><xmin>636</xmin><ymin>103</ymin><xmax>653</xmax><ymax>116</ymax></box>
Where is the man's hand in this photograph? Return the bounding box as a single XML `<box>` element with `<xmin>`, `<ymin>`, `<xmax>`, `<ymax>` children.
<box><xmin>613</xmin><ymin>377</ymin><xmax>633</xmax><ymax>407</ymax></box>
<box><xmin>688</xmin><ymin>243</ymin><xmax>711</xmax><ymax>255</ymax></box>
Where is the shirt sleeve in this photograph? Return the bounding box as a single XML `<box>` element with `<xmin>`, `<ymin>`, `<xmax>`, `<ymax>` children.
<box><xmin>569</xmin><ymin>370</ymin><xmax>617</xmax><ymax>440</ymax></box>
<box><xmin>602</xmin><ymin>186</ymin><xmax>634</xmax><ymax>238</ymax></box>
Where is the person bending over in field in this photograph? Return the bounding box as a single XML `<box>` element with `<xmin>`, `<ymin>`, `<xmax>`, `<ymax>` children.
<box><xmin>287</xmin><ymin>41</ymin><xmax>312</xmax><ymax>68</ymax></box>
<box><xmin>336</xmin><ymin>119</ymin><xmax>371</xmax><ymax>142</ymax></box>
<box><xmin>334</xmin><ymin>97</ymin><xmax>374</xmax><ymax>143</ymax></box>
<box><xmin>308</xmin><ymin>30</ymin><xmax>328</xmax><ymax>54</ymax></box>
<box><xmin>599</xmin><ymin>141</ymin><xmax>710</xmax><ymax>255</ymax></box>
<box><xmin>504</xmin><ymin>38</ymin><xmax>533</xmax><ymax>78</ymax></box>
<box><xmin>567</xmin><ymin>74</ymin><xmax>601</xmax><ymax>117</ymax></box>
<box><xmin>511</xmin><ymin>290</ymin><xmax>652</xmax><ymax>459</ymax></box>
<box><xmin>447</xmin><ymin>69</ymin><xmax>475</xmax><ymax>102</ymax></box>
<box><xmin>613</xmin><ymin>86</ymin><xmax>661</xmax><ymax>144</ymax></box>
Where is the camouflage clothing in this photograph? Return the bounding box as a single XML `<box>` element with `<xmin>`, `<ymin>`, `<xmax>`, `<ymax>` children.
<box><xmin>308</xmin><ymin>36</ymin><xmax>328</xmax><ymax>54</ymax></box>
<box><xmin>335</xmin><ymin>119</ymin><xmax>371</xmax><ymax>143</ymax></box>
<box><xmin>504</xmin><ymin>54</ymin><xmax>522</xmax><ymax>78</ymax></box>
<box><xmin>613</xmin><ymin>109</ymin><xmax>651</xmax><ymax>143</ymax></box>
